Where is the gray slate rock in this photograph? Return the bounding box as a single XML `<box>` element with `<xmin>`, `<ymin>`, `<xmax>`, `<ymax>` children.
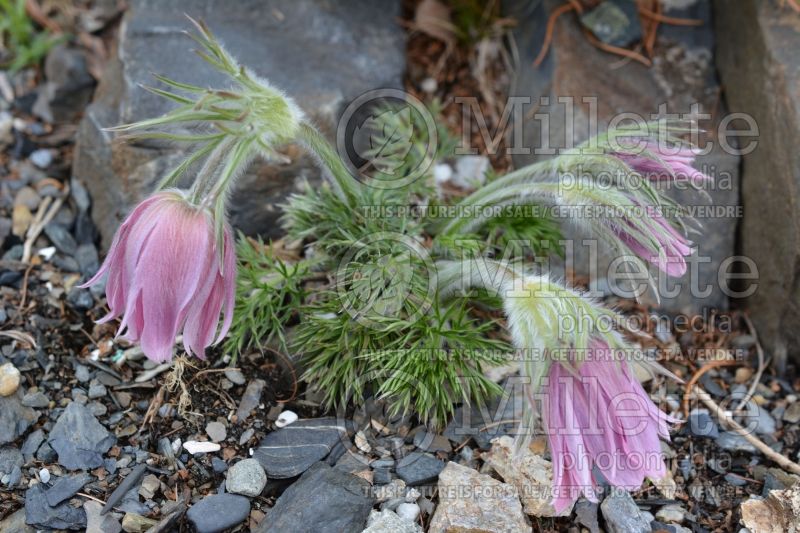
<box><xmin>253</xmin><ymin>417</ymin><xmax>347</xmax><ymax>478</ymax></box>
<box><xmin>0</xmin><ymin>448</ymin><xmax>23</xmax><ymax>488</ymax></box>
<box><xmin>0</xmin><ymin>508</ymin><xmax>35</xmax><ymax>533</ymax></box>
<box><xmin>0</xmin><ymin>390</ymin><xmax>38</xmax><ymax>444</ymax></box>
<box><xmin>83</xmin><ymin>500</ymin><xmax>122</xmax><ymax>533</ymax></box>
<box><xmin>256</xmin><ymin>462</ymin><xmax>374</xmax><ymax>533</ymax></box>
<box><xmin>715</xmin><ymin>0</ymin><xmax>800</xmax><ymax>368</ymax></box>
<box><xmin>600</xmin><ymin>491</ymin><xmax>650</xmax><ymax>533</ymax></box>
<box><xmin>186</xmin><ymin>493</ymin><xmax>250</xmax><ymax>533</ymax></box>
<box><xmin>25</xmin><ymin>483</ymin><xmax>87</xmax><ymax>530</ymax></box>
<box><xmin>45</xmin><ymin>473</ymin><xmax>94</xmax><ymax>507</ymax></box>
<box><xmin>73</xmin><ymin>0</ymin><xmax>405</xmax><ymax>247</ymax></box>
<box><xmin>44</xmin><ymin>222</ymin><xmax>78</xmax><ymax>255</ymax></box>
<box><xmin>395</xmin><ymin>452</ymin><xmax>445</xmax><ymax>486</ymax></box>
<box><xmin>32</xmin><ymin>45</ymin><xmax>95</xmax><ymax>124</ymax></box>
<box><xmin>21</xmin><ymin>391</ymin><xmax>49</xmax><ymax>408</ymax></box>
<box><xmin>48</xmin><ymin>402</ymin><xmax>116</xmax><ymax>470</ymax></box>
<box><xmin>716</xmin><ymin>431</ymin><xmax>758</xmax><ymax>453</ymax></box>
<box><xmin>687</xmin><ymin>410</ymin><xmax>719</xmax><ymax>438</ymax></box>
<box><xmin>575</xmin><ymin>498</ymin><xmax>601</xmax><ymax>533</ymax></box>
<box><xmin>21</xmin><ymin>429</ymin><xmax>45</xmax><ymax>462</ymax></box>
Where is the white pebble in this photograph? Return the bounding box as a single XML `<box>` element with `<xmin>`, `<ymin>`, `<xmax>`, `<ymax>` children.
<box><xmin>396</xmin><ymin>502</ymin><xmax>420</xmax><ymax>522</ymax></box>
<box><xmin>433</xmin><ymin>163</ymin><xmax>453</xmax><ymax>185</ymax></box>
<box><xmin>420</xmin><ymin>77</ymin><xmax>438</xmax><ymax>93</ymax></box>
<box><xmin>275</xmin><ymin>410</ymin><xmax>298</xmax><ymax>428</ymax></box>
<box><xmin>0</xmin><ymin>363</ymin><xmax>21</xmax><ymax>397</ymax></box>
<box><xmin>182</xmin><ymin>441</ymin><xmax>221</xmax><ymax>455</ymax></box>
<box><xmin>38</xmin><ymin>468</ymin><xmax>51</xmax><ymax>484</ymax></box>
<box><xmin>38</xmin><ymin>246</ymin><xmax>57</xmax><ymax>261</ymax></box>
<box><xmin>30</xmin><ymin>148</ymin><xmax>52</xmax><ymax>169</ymax></box>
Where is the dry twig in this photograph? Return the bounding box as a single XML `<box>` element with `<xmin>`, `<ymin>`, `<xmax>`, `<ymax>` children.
<box><xmin>694</xmin><ymin>385</ymin><xmax>800</xmax><ymax>476</ymax></box>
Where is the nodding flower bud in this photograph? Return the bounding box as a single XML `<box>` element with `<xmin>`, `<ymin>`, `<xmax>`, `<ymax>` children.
<box><xmin>81</xmin><ymin>191</ymin><xmax>235</xmax><ymax>363</ymax></box>
<box><xmin>544</xmin><ymin>339</ymin><xmax>675</xmax><ymax>513</ymax></box>
<box><xmin>613</xmin><ymin>139</ymin><xmax>710</xmax><ymax>185</ymax></box>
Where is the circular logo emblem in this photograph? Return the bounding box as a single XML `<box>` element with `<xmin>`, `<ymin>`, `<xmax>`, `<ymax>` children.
<box><xmin>336</xmin><ymin>89</ymin><xmax>438</xmax><ymax>190</ymax></box>
<box><xmin>336</xmin><ymin>231</ymin><xmax>437</xmax><ymax>330</ymax></box>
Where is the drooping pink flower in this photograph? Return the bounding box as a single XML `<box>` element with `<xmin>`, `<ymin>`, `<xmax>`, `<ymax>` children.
<box><xmin>614</xmin><ymin>140</ymin><xmax>710</xmax><ymax>185</ymax></box>
<box><xmin>615</xmin><ymin>211</ymin><xmax>693</xmax><ymax>277</ymax></box>
<box><xmin>544</xmin><ymin>340</ymin><xmax>673</xmax><ymax>513</ymax></box>
<box><xmin>82</xmin><ymin>190</ymin><xmax>236</xmax><ymax>362</ymax></box>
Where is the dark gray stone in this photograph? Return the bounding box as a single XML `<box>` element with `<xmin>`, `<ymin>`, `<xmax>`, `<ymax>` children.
<box><xmin>32</xmin><ymin>45</ymin><xmax>96</xmax><ymax>124</ymax></box>
<box><xmin>48</xmin><ymin>402</ymin><xmax>116</xmax><ymax>470</ymax></box>
<box><xmin>0</xmin><ymin>447</ymin><xmax>23</xmax><ymax>477</ymax></box>
<box><xmin>44</xmin><ymin>222</ymin><xmax>78</xmax><ymax>255</ymax></box>
<box><xmin>687</xmin><ymin>410</ymin><xmax>719</xmax><ymax>438</ymax></box>
<box><xmin>505</xmin><ymin>0</ymin><xmax>739</xmax><ymax>314</ymax></box>
<box><xmin>715</xmin><ymin>431</ymin><xmax>757</xmax><ymax>453</ymax></box>
<box><xmin>395</xmin><ymin>452</ymin><xmax>445</xmax><ymax>486</ymax></box>
<box><xmin>600</xmin><ymin>491</ymin><xmax>650</xmax><ymax>533</ymax></box>
<box><xmin>0</xmin><ymin>390</ymin><xmax>38</xmax><ymax>445</ymax></box>
<box><xmin>21</xmin><ymin>429</ymin><xmax>46</xmax><ymax>462</ymax></box>
<box><xmin>373</xmin><ymin>467</ymin><xmax>391</xmax><ymax>485</ymax></box>
<box><xmin>186</xmin><ymin>493</ymin><xmax>250</xmax><ymax>533</ymax></box>
<box><xmin>575</xmin><ymin>498</ymin><xmax>601</xmax><ymax>533</ymax></box>
<box><xmin>67</xmin><ymin>288</ymin><xmax>94</xmax><ymax>312</ymax></box>
<box><xmin>715</xmin><ymin>0</ymin><xmax>800</xmax><ymax>368</ymax></box>
<box><xmin>36</xmin><ymin>442</ymin><xmax>58</xmax><ymax>463</ymax></box>
<box><xmin>25</xmin><ymin>483</ymin><xmax>87</xmax><ymax>530</ymax></box>
<box><xmin>75</xmin><ymin>244</ymin><xmax>99</xmax><ymax>277</ymax></box>
<box><xmin>45</xmin><ymin>473</ymin><xmax>94</xmax><ymax>507</ymax></box>
<box><xmin>253</xmin><ymin>417</ymin><xmax>347</xmax><ymax>478</ymax></box>
<box><xmin>256</xmin><ymin>462</ymin><xmax>374</xmax><ymax>533</ymax></box>
<box><xmin>21</xmin><ymin>391</ymin><xmax>50</xmax><ymax>408</ymax></box>
<box><xmin>443</xmin><ymin>379</ymin><xmax>525</xmax><ymax>449</ymax></box>
<box><xmin>73</xmin><ymin>0</ymin><xmax>406</xmax><ymax>247</ymax></box>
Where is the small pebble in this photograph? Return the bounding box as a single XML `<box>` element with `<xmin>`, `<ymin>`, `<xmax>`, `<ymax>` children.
<box><xmin>224</xmin><ymin>368</ymin><xmax>246</xmax><ymax>385</ymax></box>
<box><xmin>183</xmin><ymin>441</ymin><xmax>221</xmax><ymax>455</ymax></box>
<box><xmin>29</xmin><ymin>148</ymin><xmax>53</xmax><ymax>168</ymax></box>
<box><xmin>0</xmin><ymin>362</ymin><xmax>21</xmax><ymax>396</ymax></box>
<box><xmin>206</xmin><ymin>421</ymin><xmax>227</xmax><ymax>443</ymax></box>
<box><xmin>39</xmin><ymin>468</ymin><xmax>50</xmax><ymax>484</ymax></box>
<box><xmin>275</xmin><ymin>410</ymin><xmax>298</xmax><ymax>428</ymax></box>
<box><xmin>420</xmin><ymin>77</ymin><xmax>438</xmax><ymax>93</ymax></box>
<box><xmin>396</xmin><ymin>502</ymin><xmax>420</xmax><ymax>522</ymax></box>
<box><xmin>226</xmin><ymin>458</ymin><xmax>267</xmax><ymax>497</ymax></box>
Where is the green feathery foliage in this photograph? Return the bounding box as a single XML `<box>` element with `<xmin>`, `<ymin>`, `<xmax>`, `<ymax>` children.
<box><xmin>223</xmin><ymin>236</ymin><xmax>308</xmax><ymax>356</ymax></box>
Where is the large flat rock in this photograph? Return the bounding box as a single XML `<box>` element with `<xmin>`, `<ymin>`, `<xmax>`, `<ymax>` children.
<box><xmin>504</xmin><ymin>0</ymin><xmax>740</xmax><ymax>314</ymax></box>
<box><xmin>73</xmin><ymin>0</ymin><xmax>405</xmax><ymax>245</ymax></box>
<box><xmin>715</xmin><ymin>0</ymin><xmax>800</xmax><ymax>368</ymax></box>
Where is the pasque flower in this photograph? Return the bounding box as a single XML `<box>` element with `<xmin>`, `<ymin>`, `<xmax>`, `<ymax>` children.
<box><xmin>614</xmin><ymin>207</ymin><xmax>693</xmax><ymax>277</ymax></box>
<box><xmin>82</xmin><ymin>190</ymin><xmax>235</xmax><ymax>362</ymax></box>
<box><xmin>544</xmin><ymin>339</ymin><xmax>673</xmax><ymax>513</ymax></box>
<box><xmin>613</xmin><ymin>140</ymin><xmax>710</xmax><ymax>185</ymax></box>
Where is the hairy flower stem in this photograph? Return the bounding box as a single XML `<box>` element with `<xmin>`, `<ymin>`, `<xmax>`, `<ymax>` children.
<box><xmin>187</xmin><ymin>137</ymin><xmax>236</xmax><ymax>205</ymax></box>
<box><xmin>297</xmin><ymin>123</ymin><xmax>362</xmax><ymax>201</ymax></box>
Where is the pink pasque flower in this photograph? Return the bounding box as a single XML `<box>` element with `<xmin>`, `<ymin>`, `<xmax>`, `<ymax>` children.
<box><xmin>615</xmin><ymin>211</ymin><xmax>693</xmax><ymax>277</ymax></box>
<box><xmin>82</xmin><ymin>190</ymin><xmax>235</xmax><ymax>362</ymax></box>
<box><xmin>613</xmin><ymin>141</ymin><xmax>710</xmax><ymax>184</ymax></box>
<box><xmin>544</xmin><ymin>340</ymin><xmax>674</xmax><ymax>513</ymax></box>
